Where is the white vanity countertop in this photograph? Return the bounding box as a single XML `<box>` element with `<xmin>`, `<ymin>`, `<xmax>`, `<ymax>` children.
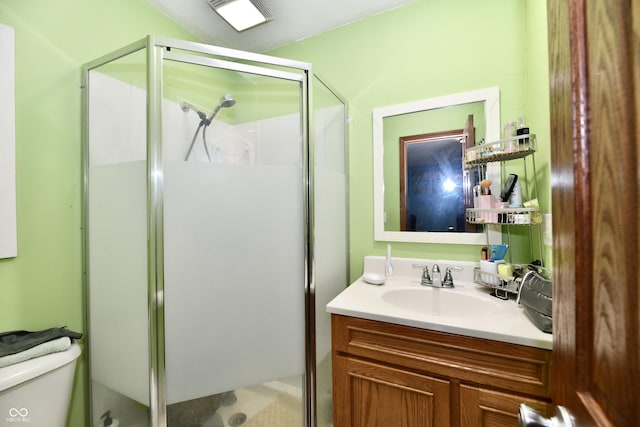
<box><xmin>326</xmin><ymin>256</ymin><xmax>553</xmax><ymax>350</ymax></box>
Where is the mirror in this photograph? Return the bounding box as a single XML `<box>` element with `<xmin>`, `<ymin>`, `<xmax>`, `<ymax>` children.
<box><xmin>397</xmin><ymin>117</ymin><xmax>476</xmax><ymax>233</ymax></box>
<box><xmin>373</xmin><ymin>87</ymin><xmax>501</xmax><ymax>244</ymax></box>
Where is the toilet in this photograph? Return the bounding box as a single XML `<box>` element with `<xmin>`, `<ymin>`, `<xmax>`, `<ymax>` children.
<box><xmin>0</xmin><ymin>343</ymin><xmax>81</xmax><ymax>427</ymax></box>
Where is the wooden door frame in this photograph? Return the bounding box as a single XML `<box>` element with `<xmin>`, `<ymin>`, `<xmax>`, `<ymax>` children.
<box><xmin>548</xmin><ymin>0</ymin><xmax>639</xmax><ymax>424</ymax></box>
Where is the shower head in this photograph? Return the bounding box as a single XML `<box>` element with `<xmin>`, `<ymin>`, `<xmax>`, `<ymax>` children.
<box><xmin>219</xmin><ymin>94</ymin><xmax>236</xmax><ymax>108</ymax></box>
<box><xmin>207</xmin><ymin>94</ymin><xmax>236</xmax><ymax>122</ymax></box>
<box><xmin>183</xmin><ymin>94</ymin><xmax>237</xmax><ymax>161</ymax></box>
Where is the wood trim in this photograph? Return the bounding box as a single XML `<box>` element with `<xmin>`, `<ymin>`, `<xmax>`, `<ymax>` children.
<box><xmin>332</xmin><ymin>315</ymin><xmax>552</xmax><ymax>399</ymax></box>
<box><xmin>566</xmin><ymin>0</ymin><xmax>593</xmax><ymax>403</ymax></box>
<box><xmin>577</xmin><ymin>392</ymin><xmax>615</xmax><ymax>427</ymax></box>
<box><xmin>459</xmin><ymin>384</ymin><xmax>551</xmax><ymax>426</ymax></box>
<box><xmin>582</xmin><ymin>0</ymin><xmax>639</xmax><ymax>425</ymax></box>
<box><xmin>333</xmin><ymin>354</ymin><xmax>451</xmax><ymax>426</ymax></box>
<box><xmin>548</xmin><ymin>0</ymin><xmax>578</xmax><ymax>410</ymax></box>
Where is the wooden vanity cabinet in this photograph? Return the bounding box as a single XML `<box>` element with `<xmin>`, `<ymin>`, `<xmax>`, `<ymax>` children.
<box><xmin>332</xmin><ymin>315</ymin><xmax>552</xmax><ymax>427</ymax></box>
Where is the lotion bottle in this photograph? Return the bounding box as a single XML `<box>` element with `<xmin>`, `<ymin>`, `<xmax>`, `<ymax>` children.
<box><xmin>509</xmin><ymin>180</ymin><xmax>523</xmax><ymax>208</ymax></box>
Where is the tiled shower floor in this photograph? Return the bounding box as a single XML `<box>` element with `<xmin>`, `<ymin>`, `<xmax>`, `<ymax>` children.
<box><xmin>203</xmin><ymin>380</ymin><xmax>302</xmax><ymax>427</ymax></box>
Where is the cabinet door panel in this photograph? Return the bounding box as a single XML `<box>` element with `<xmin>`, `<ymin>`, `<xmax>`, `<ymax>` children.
<box><xmin>334</xmin><ymin>354</ymin><xmax>450</xmax><ymax>427</ymax></box>
<box><xmin>332</xmin><ymin>315</ymin><xmax>552</xmax><ymax>398</ymax></box>
<box><xmin>460</xmin><ymin>384</ymin><xmax>550</xmax><ymax>427</ymax></box>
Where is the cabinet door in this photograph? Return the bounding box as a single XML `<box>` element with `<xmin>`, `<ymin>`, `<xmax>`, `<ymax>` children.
<box><xmin>333</xmin><ymin>354</ymin><xmax>450</xmax><ymax>427</ymax></box>
<box><xmin>459</xmin><ymin>384</ymin><xmax>550</xmax><ymax>427</ymax></box>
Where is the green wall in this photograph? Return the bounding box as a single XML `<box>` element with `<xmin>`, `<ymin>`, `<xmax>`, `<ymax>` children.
<box><xmin>0</xmin><ymin>1</ymin><xmax>199</xmax><ymax>425</ymax></box>
<box><xmin>271</xmin><ymin>0</ymin><xmax>551</xmax><ymax>280</ymax></box>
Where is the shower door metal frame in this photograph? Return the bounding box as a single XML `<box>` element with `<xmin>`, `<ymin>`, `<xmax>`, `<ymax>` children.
<box><xmin>82</xmin><ymin>35</ymin><xmax>320</xmax><ymax>427</ymax></box>
<box><xmin>81</xmin><ymin>36</ymin><xmax>150</xmax><ymax>427</ymax></box>
<box><xmin>150</xmin><ymin>36</ymin><xmax>315</xmax><ymax>427</ymax></box>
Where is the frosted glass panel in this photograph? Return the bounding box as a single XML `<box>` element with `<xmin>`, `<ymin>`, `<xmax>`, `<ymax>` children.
<box><xmin>88</xmin><ymin>162</ymin><xmax>149</xmax><ymax>404</ymax></box>
<box><xmin>163</xmin><ymin>162</ymin><xmax>304</xmax><ymax>403</ymax></box>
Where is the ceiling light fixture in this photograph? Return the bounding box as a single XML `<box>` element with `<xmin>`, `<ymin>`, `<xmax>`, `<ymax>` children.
<box><xmin>206</xmin><ymin>0</ymin><xmax>272</xmax><ymax>32</ymax></box>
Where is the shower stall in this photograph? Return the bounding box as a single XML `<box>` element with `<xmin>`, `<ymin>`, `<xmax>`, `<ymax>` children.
<box><xmin>82</xmin><ymin>36</ymin><xmax>348</xmax><ymax>427</ymax></box>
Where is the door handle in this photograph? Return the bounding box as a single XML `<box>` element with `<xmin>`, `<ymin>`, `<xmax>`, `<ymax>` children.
<box><xmin>519</xmin><ymin>403</ymin><xmax>576</xmax><ymax>427</ymax></box>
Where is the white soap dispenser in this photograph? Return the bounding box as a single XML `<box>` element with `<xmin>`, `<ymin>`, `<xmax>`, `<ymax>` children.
<box><xmin>385</xmin><ymin>244</ymin><xmax>394</xmax><ymax>277</ymax></box>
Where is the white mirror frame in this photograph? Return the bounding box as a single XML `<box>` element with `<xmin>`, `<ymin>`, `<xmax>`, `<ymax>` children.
<box><xmin>372</xmin><ymin>86</ymin><xmax>501</xmax><ymax>244</ymax></box>
<box><xmin>0</xmin><ymin>24</ymin><xmax>17</xmax><ymax>258</ymax></box>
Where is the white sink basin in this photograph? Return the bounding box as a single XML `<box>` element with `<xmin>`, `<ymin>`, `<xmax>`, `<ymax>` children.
<box><xmin>382</xmin><ymin>287</ymin><xmax>506</xmax><ymax>318</ymax></box>
<box><xmin>326</xmin><ymin>256</ymin><xmax>553</xmax><ymax>350</ymax></box>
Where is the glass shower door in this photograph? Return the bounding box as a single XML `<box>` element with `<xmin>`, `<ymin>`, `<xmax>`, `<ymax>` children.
<box><xmin>85</xmin><ymin>37</ymin><xmax>347</xmax><ymax>427</ymax></box>
<box><xmin>161</xmin><ymin>55</ymin><xmax>307</xmax><ymax>426</ymax></box>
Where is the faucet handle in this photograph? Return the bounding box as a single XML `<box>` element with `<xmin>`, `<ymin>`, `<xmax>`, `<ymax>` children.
<box><xmin>420</xmin><ymin>265</ymin><xmax>432</xmax><ymax>286</ymax></box>
<box><xmin>442</xmin><ymin>266</ymin><xmax>463</xmax><ymax>288</ymax></box>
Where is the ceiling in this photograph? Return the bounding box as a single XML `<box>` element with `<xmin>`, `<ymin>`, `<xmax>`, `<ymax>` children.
<box><xmin>146</xmin><ymin>0</ymin><xmax>414</xmax><ymax>53</ymax></box>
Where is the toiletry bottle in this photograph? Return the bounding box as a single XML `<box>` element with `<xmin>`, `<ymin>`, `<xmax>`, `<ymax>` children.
<box><xmin>503</xmin><ymin>121</ymin><xmax>517</xmax><ymax>139</ymax></box>
<box><xmin>509</xmin><ymin>180</ymin><xmax>523</xmax><ymax>208</ymax></box>
<box><xmin>503</xmin><ymin>121</ymin><xmax>517</xmax><ymax>151</ymax></box>
<box><xmin>516</xmin><ymin>116</ymin><xmax>530</xmax><ymax>145</ymax></box>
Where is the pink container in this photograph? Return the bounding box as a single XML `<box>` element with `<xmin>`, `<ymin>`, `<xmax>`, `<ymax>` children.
<box><xmin>475</xmin><ymin>195</ymin><xmax>497</xmax><ymax>223</ymax></box>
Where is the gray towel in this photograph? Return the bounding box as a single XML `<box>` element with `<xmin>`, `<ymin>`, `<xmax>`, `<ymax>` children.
<box><xmin>0</xmin><ymin>327</ymin><xmax>82</xmax><ymax>357</ymax></box>
<box><xmin>0</xmin><ymin>337</ymin><xmax>72</xmax><ymax>368</ymax></box>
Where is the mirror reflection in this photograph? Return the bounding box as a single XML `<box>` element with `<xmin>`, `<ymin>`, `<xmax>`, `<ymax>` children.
<box><xmin>389</xmin><ymin>107</ymin><xmax>483</xmax><ymax>232</ymax></box>
<box><xmin>373</xmin><ymin>87</ymin><xmax>500</xmax><ymax>244</ymax></box>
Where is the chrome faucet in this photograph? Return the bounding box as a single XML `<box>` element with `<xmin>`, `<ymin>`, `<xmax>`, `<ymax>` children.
<box><xmin>420</xmin><ymin>265</ymin><xmax>432</xmax><ymax>286</ymax></box>
<box><xmin>442</xmin><ymin>266</ymin><xmax>464</xmax><ymax>288</ymax></box>
<box><xmin>432</xmin><ymin>264</ymin><xmax>442</xmax><ymax>287</ymax></box>
<box><xmin>421</xmin><ymin>265</ymin><xmax>464</xmax><ymax>288</ymax></box>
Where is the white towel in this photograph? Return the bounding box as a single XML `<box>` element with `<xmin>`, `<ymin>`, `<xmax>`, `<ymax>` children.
<box><xmin>0</xmin><ymin>336</ymin><xmax>71</xmax><ymax>368</ymax></box>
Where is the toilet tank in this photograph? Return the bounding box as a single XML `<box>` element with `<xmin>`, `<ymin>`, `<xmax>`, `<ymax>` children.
<box><xmin>0</xmin><ymin>343</ymin><xmax>81</xmax><ymax>427</ymax></box>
